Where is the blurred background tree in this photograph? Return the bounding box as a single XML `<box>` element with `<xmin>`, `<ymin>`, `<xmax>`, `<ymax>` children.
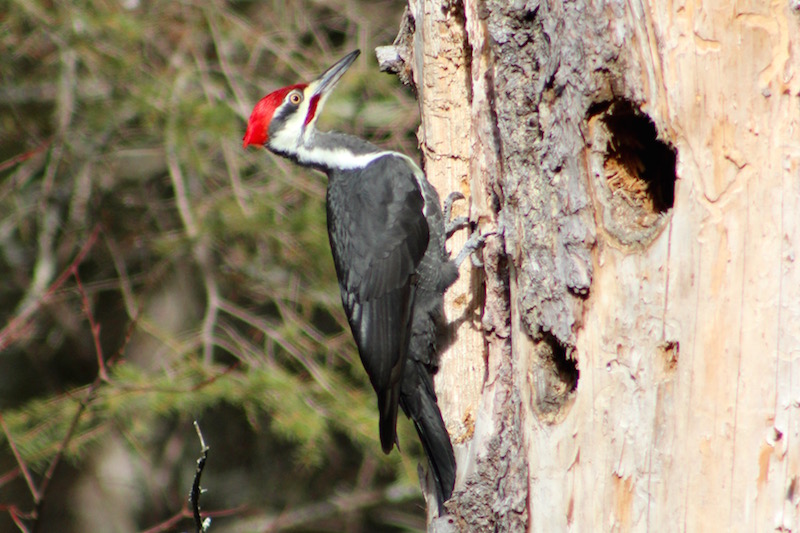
<box><xmin>0</xmin><ymin>1</ymin><xmax>429</xmax><ymax>531</ymax></box>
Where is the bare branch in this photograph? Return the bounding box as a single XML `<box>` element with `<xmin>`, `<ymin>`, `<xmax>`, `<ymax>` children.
<box><xmin>0</xmin><ymin>224</ymin><xmax>101</xmax><ymax>351</ymax></box>
<box><xmin>204</xmin><ymin>7</ymin><xmax>249</xmax><ymax>118</ymax></box>
<box><xmin>0</xmin><ymin>467</ymin><xmax>21</xmax><ymax>489</ymax></box>
<box><xmin>0</xmin><ymin>415</ymin><xmax>39</xmax><ymax>504</ymax></box>
<box><xmin>73</xmin><ymin>267</ymin><xmax>109</xmax><ymax>381</ymax></box>
<box><xmin>7</xmin><ymin>505</ymin><xmax>33</xmax><ymax>533</ymax></box>
<box><xmin>0</xmin><ymin>141</ymin><xmax>50</xmax><ymax>174</ymax></box>
<box><xmin>223</xmin><ymin>484</ymin><xmax>420</xmax><ymax>533</ymax></box>
<box><xmin>190</xmin><ymin>421</ymin><xmax>211</xmax><ymax>533</ymax></box>
<box><xmin>165</xmin><ymin>72</ymin><xmax>222</xmax><ymax>367</ymax></box>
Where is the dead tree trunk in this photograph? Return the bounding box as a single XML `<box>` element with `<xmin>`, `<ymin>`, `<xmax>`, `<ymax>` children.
<box><xmin>380</xmin><ymin>0</ymin><xmax>800</xmax><ymax>530</ymax></box>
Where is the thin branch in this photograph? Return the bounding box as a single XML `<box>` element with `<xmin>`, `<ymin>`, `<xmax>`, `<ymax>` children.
<box><xmin>0</xmin><ymin>415</ymin><xmax>39</xmax><ymax>503</ymax></box>
<box><xmin>221</xmin><ymin>140</ymin><xmax>253</xmax><ymax>217</ymax></box>
<box><xmin>204</xmin><ymin>7</ymin><xmax>249</xmax><ymax>118</ymax></box>
<box><xmin>139</xmin><ymin>505</ymin><xmax>247</xmax><ymax>533</ymax></box>
<box><xmin>0</xmin><ymin>224</ymin><xmax>101</xmax><ymax>351</ymax></box>
<box><xmin>165</xmin><ymin>70</ymin><xmax>220</xmax><ymax>366</ymax></box>
<box><xmin>217</xmin><ymin>300</ymin><xmax>334</xmax><ymax>393</ymax></box>
<box><xmin>7</xmin><ymin>505</ymin><xmax>33</xmax><ymax>533</ymax></box>
<box><xmin>23</xmin><ymin>258</ymin><xmax>124</xmax><ymax>532</ymax></box>
<box><xmin>0</xmin><ymin>140</ymin><xmax>50</xmax><ymax>174</ymax></box>
<box><xmin>136</xmin><ymin>417</ymin><xmax>241</xmax><ymax>533</ymax></box>
<box><xmin>73</xmin><ymin>267</ymin><xmax>109</xmax><ymax>381</ymax></box>
<box><xmin>190</xmin><ymin>421</ymin><xmax>211</xmax><ymax>533</ymax></box>
<box><xmin>229</xmin><ymin>483</ymin><xmax>419</xmax><ymax>533</ymax></box>
<box><xmin>166</xmin><ymin>72</ymin><xmax>199</xmax><ymax>241</ymax></box>
<box><xmin>198</xmin><ymin>268</ymin><xmax>221</xmax><ymax>367</ymax></box>
<box><xmin>2</xmin><ymin>244</ymin><xmax>115</xmax><ymax>526</ymax></box>
<box><xmin>14</xmin><ymin>48</ymin><xmax>77</xmax><ymax>319</ymax></box>
<box><xmin>109</xmin><ymin>362</ymin><xmax>239</xmax><ymax>395</ymax></box>
<box><xmin>139</xmin><ymin>509</ymin><xmax>190</xmax><ymax>533</ymax></box>
<box><xmin>0</xmin><ymin>467</ymin><xmax>21</xmax><ymax>489</ymax></box>
<box><xmin>102</xmin><ymin>232</ymin><xmax>139</xmax><ymax>320</ymax></box>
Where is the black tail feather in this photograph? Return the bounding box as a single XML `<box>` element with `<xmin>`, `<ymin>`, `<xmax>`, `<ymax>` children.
<box><xmin>378</xmin><ymin>383</ymin><xmax>401</xmax><ymax>454</ymax></box>
<box><xmin>400</xmin><ymin>362</ymin><xmax>456</xmax><ymax>513</ymax></box>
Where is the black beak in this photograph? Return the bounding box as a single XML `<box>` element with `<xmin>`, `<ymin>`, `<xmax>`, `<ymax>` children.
<box><xmin>311</xmin><ymin>50</ymin><xmax>360</xmax><ymax>98</ymax></box>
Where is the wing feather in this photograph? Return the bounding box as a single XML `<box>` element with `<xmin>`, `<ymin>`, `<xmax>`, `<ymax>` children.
<box><xmin>327</xmin><ymin>155</ymin><xmax>428</xmax><ymax>452</ymax></box>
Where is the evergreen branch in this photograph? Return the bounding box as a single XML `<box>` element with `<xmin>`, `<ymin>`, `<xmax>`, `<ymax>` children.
<box><xmin>32</xmin><ymin>379</ymin><xmax>101</xmax><ymax>533</ymax></box>
<box><xmin>30</xmin><ymin>262</ymin><xmax>137</xmax><ymax>528</ymax></box>
<box><xmin>0</xmin><ymin>258</ymin><xmax>133</xmax><ymax>531</ymax></box>
<box><xmin>0</xmin><ymin>381</ymin><xmax>102</xmax><ymax>533</ymax></box>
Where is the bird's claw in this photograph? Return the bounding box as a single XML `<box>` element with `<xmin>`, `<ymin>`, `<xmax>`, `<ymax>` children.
<box><xmin>443</xmin><ymin>191</ymin><xmax>464</xmax><ymax>216</ymax></box>
<box><xmin>446</xmin><ymin>217</ymin><xmax>469</xmax><ymax>239</ymax></box>
<box><xmin>453</xmin><ymin>229</ymin><xmax>495</xmax><ymax>269</ymax></box>
<box><xmin>443</xmin><ymin>192</ymin><xmax>468</xmax><ymax>238</ymax></box>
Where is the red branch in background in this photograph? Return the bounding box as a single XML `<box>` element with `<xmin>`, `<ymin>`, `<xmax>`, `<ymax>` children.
<box><xmin>0</xmin><ymin>224</ymin><xmax>101</xmax><ymax>352</ymax></box>
<box><xmin>0</xmin><ymin>141</ymin><xmax>50</xmax><ymax>174</ymax></box>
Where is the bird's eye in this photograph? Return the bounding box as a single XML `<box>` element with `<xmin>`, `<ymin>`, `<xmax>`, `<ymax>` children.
<box><xmin>289</xmin><ymin>92</ymin><xmax>303</xmax><ymax>105</ymax></box>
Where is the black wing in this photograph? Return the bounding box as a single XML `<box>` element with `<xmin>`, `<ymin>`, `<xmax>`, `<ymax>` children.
<box><xmin>326</xmin><ymin>154</ymin><xmax>429</xmax><ymax>453</ymax></box>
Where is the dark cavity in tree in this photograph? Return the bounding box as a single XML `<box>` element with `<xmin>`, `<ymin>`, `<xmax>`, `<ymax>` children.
<box><xmin>600</xmin><ymin>101</ymin><xmax>676</xmax><ymax>215</ymax></box>
<box><xmin>545</xmin><ymin>332</ymin><xmax>579</xmax><ymax>394</ymax></box>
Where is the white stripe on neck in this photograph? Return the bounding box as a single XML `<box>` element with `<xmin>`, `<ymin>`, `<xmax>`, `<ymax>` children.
<box><xmin>270</xmin><ymin>133</ymin><xmax>432</xmax><ymax>216</ymax></box>
<box><xmin>295</xmin><ymin>145</ymin><xmax>389</xmax><ymax>170</ymax></box>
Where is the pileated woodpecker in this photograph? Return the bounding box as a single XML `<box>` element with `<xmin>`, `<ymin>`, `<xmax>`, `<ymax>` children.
<box><xmin>243</xmin><ymin>50</ymin><xmax>475</xmax><ymax>511</ymax></box>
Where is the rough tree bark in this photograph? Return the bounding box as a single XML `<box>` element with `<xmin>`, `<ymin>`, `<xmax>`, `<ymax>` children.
<box><xmin>379</xmin><ymin>0</ymin><xmax>800</xmax><ymax>530</ymax></box>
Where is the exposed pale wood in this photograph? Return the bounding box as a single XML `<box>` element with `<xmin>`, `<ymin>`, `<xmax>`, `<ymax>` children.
<box><xmin>406</xmin><ymin>0</ymin><xmax>488</xmax><ymax>479</ymax></box>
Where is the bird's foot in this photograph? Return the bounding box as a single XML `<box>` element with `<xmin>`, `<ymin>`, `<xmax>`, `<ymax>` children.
<box><xmin>453</xmin><ymin>228</ymin><xmax>494</xmax><ymax>269</ymax></box>
<box><xmin>443</xmin><ymin>192</ymin><xmax>468</xmax><ymax>238</ymax></box>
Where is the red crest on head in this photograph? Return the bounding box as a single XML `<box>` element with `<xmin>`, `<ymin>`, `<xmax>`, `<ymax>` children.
<box><xmin>243</xmin><ymin>83</ymin><xmax>307</xmax><ymax>148</ymax></box>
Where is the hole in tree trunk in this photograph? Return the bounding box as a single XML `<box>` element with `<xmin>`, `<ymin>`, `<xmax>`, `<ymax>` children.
<box><xmin>546</xmin><ymin>333</ymin><xmax>579</xmax><ymax>394</ymax></box>
<box><xmin>586</xmin><ymin>100</ymin><xmax>677</xmax><ymax>248</ymax></box>
<box><xmin>601</xmin><ymin>101</ymin><xmax>676</xmax><ymax>213</ymax></box>
<box><xmin>531</xmin><ymin>333</ymin><xmax>579</xmax><ymax>422</ymax></box>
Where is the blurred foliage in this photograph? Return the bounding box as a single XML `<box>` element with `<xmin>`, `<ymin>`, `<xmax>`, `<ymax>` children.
<box><xmin>0</xmin><ymin>0</ymin><xmax>427</xmax><ymax>531</ymax></box>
